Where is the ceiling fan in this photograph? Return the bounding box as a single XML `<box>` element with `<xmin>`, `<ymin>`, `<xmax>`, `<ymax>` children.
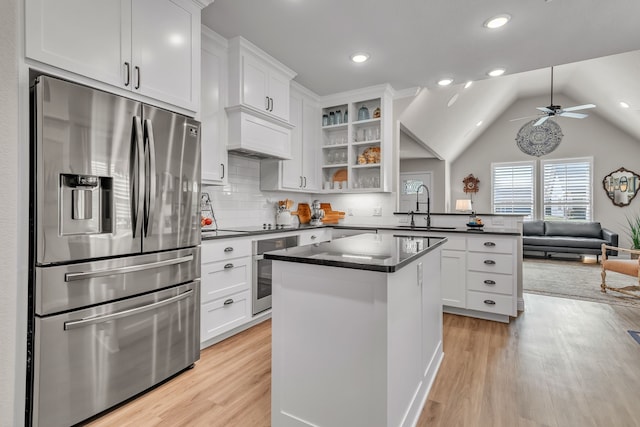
<box><xmin>511</xmin><ymin>67</ymin><xmax>596</xmax><ymax>126</ymax></box>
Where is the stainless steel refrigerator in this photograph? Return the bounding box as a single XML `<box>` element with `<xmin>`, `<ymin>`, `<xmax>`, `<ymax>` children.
<box><xmin>27</xmin><ymin>75</ymin><xmax>201</xmax><ymax>427</ymax></box>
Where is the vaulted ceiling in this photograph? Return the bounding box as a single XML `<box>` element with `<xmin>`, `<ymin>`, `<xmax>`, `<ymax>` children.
<box><xmin>202</xmin><ymin>0</ymin><xmax>640</xmax><ymax>161</ymax></box>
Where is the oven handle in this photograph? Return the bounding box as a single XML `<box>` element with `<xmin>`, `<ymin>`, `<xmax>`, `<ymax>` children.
<box><xmin>63</xmin><ymin>289</ymin><xmax>193</xmax><ymax>330</ymax></box>
<box><xmin>64</xmin><ymin>255</ymin><xmax>194</xmax><ymax>282</ymax></box>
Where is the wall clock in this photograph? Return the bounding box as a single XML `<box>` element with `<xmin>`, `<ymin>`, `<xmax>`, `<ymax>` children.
<box><xmin>463</xmin><ymin>174</ymin><xmax>480</xmax><ymax>193</ymax></box>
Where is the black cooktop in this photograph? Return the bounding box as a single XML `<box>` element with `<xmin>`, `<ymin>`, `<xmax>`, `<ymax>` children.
<box><xmin>218</xmin><ymin>224</ymin><xmax>297</xmax><ymax>233</ymax></box>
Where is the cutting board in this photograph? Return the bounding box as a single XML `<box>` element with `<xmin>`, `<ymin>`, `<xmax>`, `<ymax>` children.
<box><xmin>292</xmin><ymin>203</ymin><xmax>311</xmax><ymax>224</ymax></box>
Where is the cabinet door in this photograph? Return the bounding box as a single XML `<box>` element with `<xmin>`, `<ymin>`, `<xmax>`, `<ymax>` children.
<box><xmin>242</xmin><ymin>54</ymin><xmax>270</xmax><ymax>113</ymax></box>
<box><xmin>131</xmin><ymin>0</ymin><xmax>200</xmax><ymax>111</ymax></box>
<box><xmin>280</xmin><ymin>93</ymin><xmax>304</xmax><ymax>189</ymax></box>
<box><xmin>201</xmin><ymin>37</ymin><xmax>228</xmax><ymax>185</ymax></box>
<box><xmin>302</xmin><ymin>101</ymin><xmax>320</xmax><ymax>191</ymax></box>
<box><xmin>25</xmin><ymin>0</ymin><xmax>131</xmax><ymax>88</ymax></box>
<box><xmin>441</xmin><ymin>250</ymin><xmax>466</xmax><ymax>308</ymax></box>
<box><xmin>268</xmin><ymin>71</ymin><xmax>291</xmax><ymax>121</ymax></box>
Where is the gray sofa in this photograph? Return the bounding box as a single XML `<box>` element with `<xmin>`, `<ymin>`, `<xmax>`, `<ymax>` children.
<box><xmin>523</xmin><ymin>220</ymin><xmax>618</xmax><ymax>258</ymax></box>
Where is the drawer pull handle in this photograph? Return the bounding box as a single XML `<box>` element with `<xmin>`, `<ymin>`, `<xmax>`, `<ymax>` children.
<box><xmin>484</xmin><ymin>279</ymin><xmax>496</xmax><ymax>285</ymax></box>
<box><xmin>484</xmin><ymin>260</ymin><xmax>496</xmax><ymax>265</ymax></box>
<box><xmin>484</xmin><ymin>299</ymin><xmax>496</xmax><ymax>305</ymax></box>
<box><xmin>224</xmin><ymin>247</ymin><xmax>234</xmax><ymax>252</ymax></box>
<box><xmin>484</xmin><ymin>242</ymin><xmax>496</xmax><ymax>247</ymax></box>
<box><xmin>224</xmin><ymin>263</ymin><xmax>234</xmax><ymax>269</ymax></box>
<box><xmin>311</xmin><ymin>235</ymin><xmax>317</xmax><ymax>240</ymax></box>
<box><xmin>223</xmin><ymin>298</ymin><xmax>234</xmax><ymax>306</ymax></box>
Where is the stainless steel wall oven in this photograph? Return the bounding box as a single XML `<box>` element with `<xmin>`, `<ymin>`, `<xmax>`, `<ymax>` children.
<box><xmin>252</xmin><ymin>235</ymin><xmax>298</xmax><ymax>315</ymax></box>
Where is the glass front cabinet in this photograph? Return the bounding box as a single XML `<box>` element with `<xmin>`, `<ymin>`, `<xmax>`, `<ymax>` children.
<box><xmin>320</xmin><ymin>85</ymin><xmax>393</xmax><ymax>193</ymax></box>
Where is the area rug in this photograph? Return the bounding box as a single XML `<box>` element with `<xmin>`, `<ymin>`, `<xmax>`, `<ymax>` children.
<box><xmin>523</xmin><ymin>257</ymin><xmax>640</xmax><ymax>308</ymax></box>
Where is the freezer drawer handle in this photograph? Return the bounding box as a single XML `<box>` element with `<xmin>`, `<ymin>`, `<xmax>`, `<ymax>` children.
<box><xmin>64</xmin><ymin>255</ymin><xmax>194</xmax><ymax>282</ymax></box>
<box><xmin>64</xmin><ymin>289</ymin><xmax>193</xmax><ymax>330</ymax></box>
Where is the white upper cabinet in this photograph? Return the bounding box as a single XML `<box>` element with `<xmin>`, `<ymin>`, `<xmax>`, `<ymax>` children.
<box><xmin>200</xmin><ymin>27</ymin><xmax>228</xmax><ymax>185</ymax></box>
<box><xmin>228</xmin><ymin>36</ymin><xmax>296</xmax><ymax>123</ymax></box>
<box><xmin>260</xmin><ymin>83</ymin><xmax>319</xmax><ymax>192</ymax></box>
<box><xmin>130</xmin><ymin>0</ymin><xmax>200</xmax><ymax>110</ymax></box>
<box><xmin>25</xmin><ymin>0</ymin><xmax>202</xmax><ymax>113</ymax></box>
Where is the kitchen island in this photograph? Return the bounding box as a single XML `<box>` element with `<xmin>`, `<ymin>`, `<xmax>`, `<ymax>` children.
<box><xmin>265</xmin><ymin>233</ymin><xmax>446</xmax><ymax>427</ymax></box>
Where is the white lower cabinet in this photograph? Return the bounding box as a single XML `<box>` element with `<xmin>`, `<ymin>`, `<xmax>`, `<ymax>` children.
<box><xmin>466</xmin><ymin>235</ymin><xmax>517</xmax><ymax>319</ymax></box>
<box><xmin>201</xmin><ymin>290</ymin><xmax>251</xmax><ymax>342</ymax></box>
<box><xmin>298</xmin><ymin>228</ymin><xmax>332</xmax><ymax>246</ymax></box>
<box><xmin>200</xmin><ymin>238</ymin><xmax>252</xmax><ymax>345</ymax></box>
<box><xmin>377</xmin><ymin>229</ymin><xmax>518</xmax><ymax>322</ymax></box>
<box><xmin>441</xmin><ymin>249</ymin><xmax>466</xmax><ymax>308</ymax></box>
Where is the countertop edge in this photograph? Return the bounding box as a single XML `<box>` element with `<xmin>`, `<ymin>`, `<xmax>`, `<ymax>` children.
<box><xmin>202</xmin><ymin>224</ymin><xmax>520</xmax><ymax>240</ymax></box>
<box><xmin>265</xmin><ymin>235</ymin><xmax>448</xmax><ymax>272</ymax></box>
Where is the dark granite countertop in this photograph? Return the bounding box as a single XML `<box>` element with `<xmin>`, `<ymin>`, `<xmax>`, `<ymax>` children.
<box><xmin>263</xmin><ymin>233</ymin><xmax>447</xmax><ymax>273</ymax></box>
<box><xmin>201</xmin><ymin>223</ymin><xmax>520</xmax><ymax>240</ymax></box>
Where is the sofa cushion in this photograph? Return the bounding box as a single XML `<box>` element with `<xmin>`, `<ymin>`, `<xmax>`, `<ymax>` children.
<box><xmin>523</xmin><ymin>220</ymin><xmax>545</xmax><ymax>236</ymax></box>
<box><xmin>544</xmin><ymin>221</ymin><xmax>602</xmax><ymax>239</ymax></box>
<box><xmin>524</xmin><ymin>235</ymin><xmax>607</xmax><ymax>249</ymax></box>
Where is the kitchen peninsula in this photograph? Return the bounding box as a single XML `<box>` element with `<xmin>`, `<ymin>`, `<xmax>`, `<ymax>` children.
<box><xmin>266</xmin><ymin>233</ymin><xmax>446</xmax><ymax>427</ymax></box>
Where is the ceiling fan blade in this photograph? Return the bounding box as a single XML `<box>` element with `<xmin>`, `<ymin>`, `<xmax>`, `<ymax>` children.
<box><xmin>562</xmin><ymin>103</ymin><xmax>596</xmax><ymax>112</ymax></box>
<box><xmin>559</xmin><ymin>112</ymin><xmax>588</xmax><ymax>119</ymax></box>
<box><xmin>533</xmin><ymin>116</ymin><xmax>550</xmax><ymax>126</ymax></box>
<box><xmin>509</xmin><ymin>115</ymin><xmax>538</xmax><ymax>122</ymax></box>
<box><xmin>536</xmin><ymin>107</ymin><xmax>553</xmax><ymax>113</ymax></box>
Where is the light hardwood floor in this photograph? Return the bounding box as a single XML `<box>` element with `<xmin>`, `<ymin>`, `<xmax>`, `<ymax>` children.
<box><xmin>87</xmin><ymin>294</ymin><xmax>640</xmax><ymax>427</ymax></box>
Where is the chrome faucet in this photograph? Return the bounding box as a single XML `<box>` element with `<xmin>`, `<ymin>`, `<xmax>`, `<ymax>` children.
<box><xmin>415</xmin><ymin>184</ymin><xmax>431</xmax><ymax>227</ymax></box>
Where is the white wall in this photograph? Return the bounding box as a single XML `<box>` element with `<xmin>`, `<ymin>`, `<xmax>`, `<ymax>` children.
<box><xmin>451</xmin><ymin>93</ymin><xmax>640</xmax><ymax>247</ymax></box>
<box><xmin>400</xmin><ymin>158</ymin><xmax>447</xmax><ymax>212</ymax></box>
<box><xmin>203</xmin><ymin>154</ymin><xmax>318</xmax><ymax>227</ymax></box>
<box><xmin>0</xmin><ymin>0</ymin><xmax>22</xmax><ymax>425</ymax></box>
<box><xmin>203</xmin><ymin>154</ymin><xmax>399</xmax><ymax>227</ymax></box>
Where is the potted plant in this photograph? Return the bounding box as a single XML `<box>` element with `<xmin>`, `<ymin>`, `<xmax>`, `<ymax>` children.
<box><xmin>626</xmin><ymin>213</ymin><xmax>640</xmax><ymax>259</ymax></box>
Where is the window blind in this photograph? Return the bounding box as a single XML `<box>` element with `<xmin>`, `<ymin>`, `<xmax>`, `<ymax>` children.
<box><xmin>542</xmin><ymin>158</ymin><xmax>592</xmax><ymax>221</ymax></box>
<box><xmin>492</xmin><ymin>162</ymin><xmax>535</xmax><ymax>218</ymax></box>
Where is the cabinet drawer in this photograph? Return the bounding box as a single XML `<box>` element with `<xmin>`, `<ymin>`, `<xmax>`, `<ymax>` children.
<box><xmin>467</xmin><ymin>271</ymin><xmax>514</xmax><ymax>295</ymax></box>
<box><xmin>443</xmin><ymin>235</ymin><xmax>466</xmax><ymax>251</ymax></box>
<box><xmin>201</xmin><ymin>290</ymin><xmax>250</xmax><ymax>343</ymax></box>
<box><xmin>467</xmin><ymin>236</ymin><xmax>514</xmax><ymax>254</ymax></box>
<box><xmin>298</xmin><ymin>228</ymin><xmax>331</xmax><ymax>246</ymax></box>
<box><xmin>466</xmin><ymin>290</ymin><xmax>515</xmax><ymax>317</ymax></box>
<box><xmin>201</xmin><ymin>257</ymin><xmax>250</xmax><ymax>303</ymax></box>
<box><xmin>467</xmin><ymin>253</ymin><xmax>514</xmax><ymax>275</ymax></box>
<box><xmin>202</xmin><ymin>238</ymin><xmax>251</xmax><ymax>261</ymax></box>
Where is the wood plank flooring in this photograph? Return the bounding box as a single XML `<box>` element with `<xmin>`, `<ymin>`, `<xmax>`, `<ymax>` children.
<box><xmin>87</xmin><ymin>294</ymin><xmax>640</xmax><ymax>427</ymax></box>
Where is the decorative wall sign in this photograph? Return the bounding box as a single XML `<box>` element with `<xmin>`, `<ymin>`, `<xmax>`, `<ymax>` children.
<box><xmin>602</xmin><ymin>167</ymin><xmax>640</xmax><ymax>207</ymax></box>
<box><xmin>515</xmin><ymin>119</ymin><xmax>564</xmax><ymax>157</ymax></box>
<box><xmin>463</xmin><ymin>174</ymin><xmax>480</xmax><ymax>193</ymax></box>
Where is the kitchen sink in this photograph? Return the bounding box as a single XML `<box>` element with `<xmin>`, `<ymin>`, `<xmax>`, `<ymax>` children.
<box><xmin>396</xmin><ymin>226</ymin><xmax>457</xmax><ymax>230</ymax></box>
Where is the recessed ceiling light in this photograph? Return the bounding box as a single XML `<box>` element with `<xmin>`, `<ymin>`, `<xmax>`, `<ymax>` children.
<box><xmin>464</xmin><ymin>81</ymin><xmax>473</xmax><ymax>89</ymax></box>
<box><xmin>483</xmin><ymin>14</ymin><xmax>511</xmax><ymax>29</ymax></box>
<box><xmin>350</xmin><ymin>52</ymin><xmax>370</xmax><ymax>63</ymax></box>
<box><xmin>476</xmin><ymin>121</ymin><xmax>483</xmax><ymax>127</ymax></box>
<box><xmin>620</xmin><ymin>101</ymin><xmax>630</xmax><ymax>108</ymax></box>
<box><xmin>438</xmin><ymin>78</ymin><xmax>453</xmax><ymax>86</ymax></box>
<box><xmin>487</xmin><ymin>68</ymin><xmax>506</xmax><ymax>77</ymax></box>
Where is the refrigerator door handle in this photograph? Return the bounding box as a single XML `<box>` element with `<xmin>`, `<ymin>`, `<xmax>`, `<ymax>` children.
<box><xmin>64</xmin><ymin>254</ymin><xmax>194</xmax><ymax>282</ymax></box>
<box><xmin>130</xmin><ymin>117</ymin><xmax>145</xmax><ymax>238</ymax></box>
<box><xmin>143</xmin><ymin>119</ymin><xmax>157</xmax><ymax>237</ymax></box>
<box><xmin>63</xmin><ymin>289</ymin><xmax>193</xmax><ymax>330</ymax></box>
